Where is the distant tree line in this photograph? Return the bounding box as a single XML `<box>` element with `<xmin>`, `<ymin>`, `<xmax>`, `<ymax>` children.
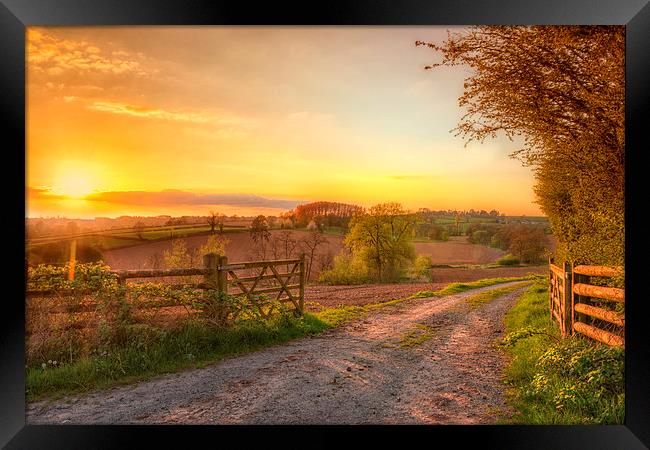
<box><xmin>283</xmin><ymin>201</ymin><xmax>366</xmax><ymax>230</ymax></box>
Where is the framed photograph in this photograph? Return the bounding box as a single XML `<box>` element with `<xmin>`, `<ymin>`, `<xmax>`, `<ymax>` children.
<box><xmin>3</xmin><ymin>0</ymin><xmax>648</xmax><ymax>447</ymax></box>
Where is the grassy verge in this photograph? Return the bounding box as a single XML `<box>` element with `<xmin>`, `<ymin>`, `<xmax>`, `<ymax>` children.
<box><xmin>463</xmin><ymin>282</ymin><xmax>531</xmax><ymax>310</ymax></box>
<box><xmin>499</xmin><ymin>278</ymin><xmax>624</xmax><ymax>424</ymax></box>
<box><xmin>314</xmin><ymin>276</ymin><xmax>535</xmax><ymax>327</ymax></box>
<box><xmin>409</xmin><ymin>275</ymin><xmax>537</xmax><ymax>299</ymax></box>
<box><xmin>27</xmin><ymin>314</ymin><xmax>329</xmax><ymax>402</ymax></box>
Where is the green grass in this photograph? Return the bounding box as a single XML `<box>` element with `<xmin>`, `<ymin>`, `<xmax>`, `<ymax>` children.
<box><xmin>499</xmin><ymin>278</ymin><xmax>624</xmax><ymax>424</ymax></box>
<box><xmin>313</xmin><ymin>276</ymin><xmax>536</xmax><ymax>328</ymax></box>
<box><xmin>398</xmin><ymin>324</ymin><xmax>435</xmax><ymax>348</ymax></box>
<box><xmin>409</xmin><ymin>275</ymin><xmax>539</xmax><ymax>299</ymax></box>
<box><xmin>463</xmin><ymin>282</ymin><xmax>531</xmax><ymax>310</ymax></box>
<box><xmin>313</xmin><ymin>305</ymin><xmax>366</xmax><ymax>327</ymax></box>
<box><xmin>27</xmin><ymin>314</ymin><xmax>329</xmax><ymax>402</ymax></box>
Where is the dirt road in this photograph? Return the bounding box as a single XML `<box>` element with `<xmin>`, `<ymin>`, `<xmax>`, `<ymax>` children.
<box><xmin>27</xmin><ymin>281</ymin><xmax>529</xmax><ymax>424</ymax></box>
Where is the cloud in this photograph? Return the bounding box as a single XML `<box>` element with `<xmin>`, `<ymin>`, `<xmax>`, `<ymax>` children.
<box><xmin>27</xmin><ymin>28</ymin><xmax>152</xmax><ymax>77</ymax></box>
<box><xmin>84</xmin><ymin>190</ymin><xmax>302</xmax><ymax>210</ymax></box>
<box><xmin>87</xmin><ymin>101</ymin><xmax>254</xmax><ymax>128</ymax></box>
<box><xmin>27</xmin><ymin>186</ymin><xmax>66</xmax><ymax>200</ymax></box>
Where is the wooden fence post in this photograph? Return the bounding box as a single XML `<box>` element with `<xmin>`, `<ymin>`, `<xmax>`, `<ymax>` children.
<box><xmin>217</xmin><ymin>255</ymin><xmax>228</xmax><ymax>297</ymax></box>
<box><xmin>548</xmin><ymin>256</ymin><xmax>553</xmax><ymax>323</ymax></box>
<box><xmin>571</xmin><ymin>261</ymin><xmax>577</xmax><ymax>335</ymax></box>
<box><xmin>563</xmin><ymin>261</ymin><xmax>573</xmax><ymax>337</ymax></box>
<box><xmin>572</xmin><ymin>263</ymin><xmax>587</xmax><ymax>328</ymax></box>
<box><xmin>299</xmin><ymin>253</ymin><xmax>305</xmax><ymax>316</ymax></box>
<box><xmin>203</xmin><ymin>253</ymin><xmax>219</xmax><ymax>290</ymax></box>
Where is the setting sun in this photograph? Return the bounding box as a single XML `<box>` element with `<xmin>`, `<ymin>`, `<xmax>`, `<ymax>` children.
<box><xmin>51</xmin><ymin>161</ymin><xmax>102</xmax><ymax>198</ymax></box>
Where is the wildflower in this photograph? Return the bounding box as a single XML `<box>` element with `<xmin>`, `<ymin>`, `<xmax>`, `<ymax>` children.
<box><xmin>41</xmin><ymin>363</ymin><xmax>46</xmax><ymax>369</ymax></box>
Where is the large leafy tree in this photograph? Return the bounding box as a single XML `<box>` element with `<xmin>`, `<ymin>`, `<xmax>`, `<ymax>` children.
<box><xmin>345</xmin><ymin>203</ymin><xmax>417</xmax><ymax>282</ymax></box>
<box><xmin>417</xmin><ymin>26</ymin><xmax>624</xmax><ymax>266</ymax></box>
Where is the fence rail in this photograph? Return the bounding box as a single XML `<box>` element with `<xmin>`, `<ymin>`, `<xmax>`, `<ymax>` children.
<box><xmin>27</xmin><ymin>253</ymin><xmax>306</xmax><ymax>317</ymax></box>
<box><xmin>549</xmin><ymin>258</ymin><xmax>624</xmax><ymax>347</ymax></box>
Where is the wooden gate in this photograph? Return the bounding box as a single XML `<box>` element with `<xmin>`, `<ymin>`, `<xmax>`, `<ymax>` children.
<box><xmin>203</xmin><ymin>253</ymin><xmax>305</xmax><ymax>318</ymax></box>
<box><xmin>549</xmin><ymin>258</ymin><xmax>624</xmax><ymax>346</ymax></box>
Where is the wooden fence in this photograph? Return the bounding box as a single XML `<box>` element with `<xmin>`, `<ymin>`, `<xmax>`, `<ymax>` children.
<box><xmin>28</xmin><ymin>253</ymin><xmax>306</xmax><ymax>317</ymax></box>
<box><xmin>549</xmin><ymin>258</ymin><xmax>624</xmax><ymax>346</ymax></box>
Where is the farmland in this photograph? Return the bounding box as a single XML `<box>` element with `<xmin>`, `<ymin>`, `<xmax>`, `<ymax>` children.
<box><xmin>100</xmin><ymin>230</ymin><xmax>543</xmax><ymax>276</ymax></box>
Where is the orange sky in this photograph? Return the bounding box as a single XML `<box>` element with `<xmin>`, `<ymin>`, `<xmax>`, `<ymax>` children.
<box><xmin>26</xmin><ymin>26</ymin><xmax>543</xmax><ymax>219</ymax></box>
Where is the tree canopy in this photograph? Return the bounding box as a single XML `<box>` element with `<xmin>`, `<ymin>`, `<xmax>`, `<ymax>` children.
<box><xmin>345</xmin><ymin>202</ymin><xmax>417</xmax><ymax>282</ymax></box>
<box><xmin>417</xmin><ymin>26</ymin><xmax>624</xmax><ymax>266</ymax></box>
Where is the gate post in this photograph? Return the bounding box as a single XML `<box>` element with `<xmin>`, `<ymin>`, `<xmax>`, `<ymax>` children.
<box><xmin>203</xmin><ymin>253</ymin><xmax>219</xmax><ymax>290</ymax></box>
<box><xmin>217</xmin><ymin>255</ymin><xmax>228</xmax><ymax>297</ymax></box>
<box><xmin>563</xmin><ymin>261</ymin><xmax>573</xmax><ymax>337</ymax></box>
<box><xmin>548</xmin><ymin>256</ymin><xmax>553</xmax><ymax>323</ymax></box>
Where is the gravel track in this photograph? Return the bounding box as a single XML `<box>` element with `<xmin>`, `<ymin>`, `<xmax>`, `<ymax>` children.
<box><xmin>27</xmin><ymin>281</ymin><xmax>529</xmax><ymax>424</ymax></box>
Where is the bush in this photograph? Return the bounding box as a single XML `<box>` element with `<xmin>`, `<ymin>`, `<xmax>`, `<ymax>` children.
<box><xmin>409</xmin><ymin>255</ymin><xmax>433</xmax><ymax>281</ymax></box>
<box><xmin>471</xmin><ymin>230</ymin><xmax>491</xmax><ymax>246</ymax></box>
<box><xmin>28</xmin><ymin>242</ymin><xmax>104</xmax><ymax>266</ymax></box>
<box><xmin>319</xmin><ymin>252</ymin><xmax>371</xmax><ymax>285</ymax></box>
<box><xmin>497</xmin><ymin>254</ymin><xmax>520</xmax><ymax>266</ymax></box>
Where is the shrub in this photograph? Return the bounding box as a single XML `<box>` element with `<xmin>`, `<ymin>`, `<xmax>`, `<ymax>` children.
<box><xmin>471</xmin><ymin>229</ymin><xmax>491</xmax><ymax>246</ymax></box>
<box><xmin>319</xmin><ymin>252</ymin><xmax>371</xmax><ymax>285</ymax></box>
<box><xmin>497</xmin><ymin>254</ymin><xmax>520</xmax><ymax>266</ymax></box>
<box><xmin>199</xmin><ymin>234</ymin><xmax>229</xmax><ymax>257</ymax></box>
<box><xmin>163</xmin><ymin>238</ymin><xmax>193</xmax><ymax>269</ymax></box>
<box><xmin>409</xmin><ymin>255</ymin><xmax>433</xmax><ymax>281</ymax></box>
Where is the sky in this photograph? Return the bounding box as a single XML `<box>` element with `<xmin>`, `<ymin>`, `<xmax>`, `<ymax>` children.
<box><xmin>26</xmin><ymin>26</ymin><xmax>542</xmax><ymax>219</ymax></box>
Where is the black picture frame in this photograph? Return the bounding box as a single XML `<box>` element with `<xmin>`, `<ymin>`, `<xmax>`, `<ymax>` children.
<box><xmin>2</xmin><ymin>0</ymin><xmax>648</xmax><ymax>448</ymax></box>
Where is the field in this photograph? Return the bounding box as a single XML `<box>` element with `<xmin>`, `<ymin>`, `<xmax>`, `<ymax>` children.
<box><xmin>103</xmin><ymin>229</ymin><xmax>343</xmax><ymax>274</ymax></box>
<box><xmin>27</xmin><ymin>224</ymin><xmax>247</xmax><ymax>253</ymax></box>
<box><xmin>101</xmin><ymin>231</ymin><xmax>531</xmax><ymax>279</ymax></box>
<box><xmin>414</xmin><ymin>236</ymin><xmax>505</xmax><ymax>264</ymax></box>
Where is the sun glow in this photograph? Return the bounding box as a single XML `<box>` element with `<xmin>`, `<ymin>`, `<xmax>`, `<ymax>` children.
<box><xmin>51</xmin><ymin>161</ymin><xmax>103</xmax><ymax>199</ymax></box>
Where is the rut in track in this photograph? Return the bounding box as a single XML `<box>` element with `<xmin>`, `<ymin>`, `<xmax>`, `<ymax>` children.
<box><xmin>27</xmin><ymin>281</ymin><xmax>530</xmax><ymax>424</ymax></box>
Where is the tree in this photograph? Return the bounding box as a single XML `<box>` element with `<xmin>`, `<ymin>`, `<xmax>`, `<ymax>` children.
<box><xmin>300</xmin><ymin>230</ymin><xmax>328</xmax><ymax>281</ymax></box>
<box><xmin>507</xmin><ymin>225</ymin><xmax>549</xmax><ymax>264</ymax></box>
<box><xmin>277</xmin><ymin>230</ymin><xmax>298</xmax><ymax>259</ymax></box>
<box><xmin>417</xmin><ymin>26</ymin><xmax>624</xmax><ymax>266</ymax></box>
<box><xmin>345</xmin><ymin>203</ymin><xmax>417</xmax><ymax>282</ymax></box>
<box><xmin>250</xmin><ymin>215</ymin><xmax>271</xmax><ymax>259</ymax></box>
<box><xmin>133</xmin><ymin>221</ymin><xmax>146</xmax><ymax>239</ymax></box>
<box><xmin>207</xmin><ymin>211</ymin><xmax>225</xmax><ymax>234</ymax></box>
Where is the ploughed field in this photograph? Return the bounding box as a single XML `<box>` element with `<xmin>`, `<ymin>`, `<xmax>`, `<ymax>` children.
<box><xmin>306</xmin><ymin>265</ymin><xmax>546</xmax><ymax>310</ymax></box>
<box><xmin>414</xmin><ymin>236</ymin><xmax>505</xmax><ymax>264</ymax></box>
<box><xmin>103</xmin><ymin>231</ymin><xmax>510</xmax><ymax>277</ymax></box>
